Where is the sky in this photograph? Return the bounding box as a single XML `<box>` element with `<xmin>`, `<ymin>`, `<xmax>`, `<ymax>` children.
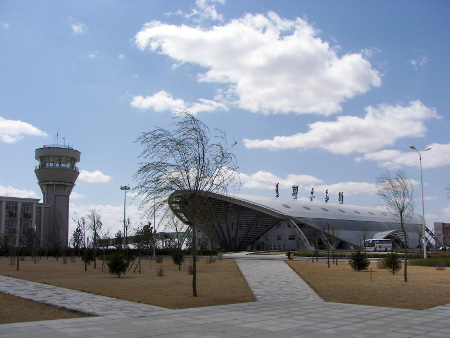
<box><xmin>1</xmin><ymin>0</ymin><xmax>449</xmax><ymax>240</ymax></box>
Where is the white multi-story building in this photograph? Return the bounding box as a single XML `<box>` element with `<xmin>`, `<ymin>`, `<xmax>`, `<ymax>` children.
<box><xmin>0</xmin><ymin>196</ymin><xmax>50</xmax><ymax>248</ymax></box>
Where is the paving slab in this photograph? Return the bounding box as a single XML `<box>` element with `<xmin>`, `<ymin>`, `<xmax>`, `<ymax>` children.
<box><xmin>236</xmin><ymin>259</ymin><xmax>323</xmax><ymax>301</ymax></box>
<box><xmin>0</xmin><ymin>275</ymin><xmax>166</xmax><ymax>317</ymax></box>
<box><xmin>1</xmin><ymin>257</ymin><xmax>449</xmax><ymax>337</ymax></box>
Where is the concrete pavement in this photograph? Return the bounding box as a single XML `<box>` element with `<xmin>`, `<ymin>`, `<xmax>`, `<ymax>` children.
<box><xmin>0</xmin><ymin>255</ymin><xmax>449</xmax><ymax>337</ymax></box>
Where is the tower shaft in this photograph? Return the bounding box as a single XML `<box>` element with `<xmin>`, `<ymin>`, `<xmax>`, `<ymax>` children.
<box><xmin>35</xmin><ymin>145</ymin><xmax>80</xmax><ymax>248</ymax></box>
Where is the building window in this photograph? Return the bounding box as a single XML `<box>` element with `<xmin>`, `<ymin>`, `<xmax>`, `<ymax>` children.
<box><xmin>265</xmin><ymin>235</ymin><xmax>270</xmax><ymax>241</ymax></box>
<box><xmin>6</xmin><ymin>204</ymin><xmax>17</xmax><ymax>217</ymax></box>
<box><xmin>5</xmin><ymin>221</ymin><xmax>16</xmax><ymax>234</ymax></box>
<box><xmin>289</xmin><ymin>235</ymin><xmax>295</xmax><ymax>240</ymax></box>
<box><xmin>277</xmin><ymin>235</ymin><xmax>281</xmax><ymax>241</ymax></box>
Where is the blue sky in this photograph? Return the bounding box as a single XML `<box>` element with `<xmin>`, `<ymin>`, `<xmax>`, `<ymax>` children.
<box><xmin>1</xmin><ymin>0</ymin><xmax>449</xmax><ymax>238</ymax></box>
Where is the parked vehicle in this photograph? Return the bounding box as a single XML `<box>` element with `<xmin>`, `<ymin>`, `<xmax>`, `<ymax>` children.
<box><xmin>364</xmin><ymin>239</ymin><xmax>392</xmax><ymax>252</ymax></box>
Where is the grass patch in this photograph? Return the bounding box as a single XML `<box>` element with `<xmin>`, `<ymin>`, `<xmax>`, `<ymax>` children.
<box><xmin>409</xmin><ymin>257</ymin><xmax>450</xmax><ymax>267</ymax></box>
<box><xmin>287</xmin><ymin>260</ymin><xmax>450</xmax><ymax>310</ymax></box>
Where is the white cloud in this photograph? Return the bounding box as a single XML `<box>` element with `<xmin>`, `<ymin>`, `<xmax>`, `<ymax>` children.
<box><xmin>172</xmin><ymin>0</ymin><xmax>225</xmax><ymax>22</ymax></box>
<box><xmin>78</xmin><ymin>170</ymin><xmax>112</xmax><ymax>183</ymax></box>
<box><xmin>0</xmin><ymin>116</ymin><xmax>48</xmax><ymax>143</ymax></box>
<box><xmin>442</xmin><ymin>205</ymin><xmax>450</xmax><ymax>218</ymax></box>
<box><xmin>410</xmin><ymin>56</ymin><xmax>428</xmax><ymax>69</ymax></box>
<box><xmin>423</xmin><ymin>196</ymin><xmax>438</xmax><ymax>201</ymax></box>
<box><xmin>240</xmin><ymin>171</ymin><xmax>376</xmax><ymax>199</ymax></box>
<box><xmin>244</xmin><ymin>101</ymin><xmax>439</xmax><ymax>154</ymax></box>
<box><xmin>240</xmin><ymin>170</ymin><xmax>323</xmax><ymax>190</ymax></box>
<box><xmin>135</xmin><ymin>12</ymin><xmax>380</xmax><ymax>115</ymax></box>
<box><xmin>0</xmin><ymin>185</ymin><xmax>40</xmax><ymax>199</ymax></box>
<box><xmin>1</xmin><ymin>22</ymin><xmax>10</xmax><ymax>29</ymax></box>
<box><xmin>194</xmin><ymin>0</ymin><xmax>225</xmax><ymax>21</ymax></box>
<box><xmin>118</xmin><ymin>54</ymin><xmax>125</xmax><ymax>59</ymax></box>
<box><xmin>72</xmin><ymin>23</ymin><xmax>86</xmax><ymax>34</ymax></box>
<box><xmin>70</xmin><ymin>203</ymin><xmax>144</xmax><ymax>238</ymax></box>
<box><xmin>70</xmin><ymin>192</ymin><xmax>85</xmax><ymax>199</ymax></box>
<box><xmin>356</xmin><ymin>143</ymin><xmax>450</xmax><ymax>169</ymax></box>
<box><xmin>130</xmin><ymin>90</ymin><xmax>228</xmax><ymax>114</ymax></box>
<box><xmin>316</xmin><ymin>182</ymin><xmax>376</xmax><ymax>196</ymax></box>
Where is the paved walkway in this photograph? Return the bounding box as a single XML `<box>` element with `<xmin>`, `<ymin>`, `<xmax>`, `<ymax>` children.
<box><xmin>236</xmin><ymin>259</ymin><xmax>323</xmax><ymax>302</ymax></box>
<box><xmin>0</xmin><ymin>275</ymin><xmax>166</xmax><ymax>318</ymax></box>
<box><xmin>1</xmin><ymin>256</ymin><xmax>449</xmax><ymax>337</ymax></box>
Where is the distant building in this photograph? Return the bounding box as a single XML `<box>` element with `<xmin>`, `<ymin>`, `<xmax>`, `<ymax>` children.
<box><xmin>0</xmin><ymin>144</ymin><xmax>80</xmax><ymax>249</ymax></box>
<box><xmin>434</xmin><ymin>222</ymin><xmax>450</xmax><ymax>247</ymax></box>
<box><xmin>170</xmin><ymin>191</ymin><xmax>435</xmax><ymax>251</ymax></box>
<box><xmin>0</xmin><ymin>196</ymin><xmax>50</xmax><ymax>247</ymax></box>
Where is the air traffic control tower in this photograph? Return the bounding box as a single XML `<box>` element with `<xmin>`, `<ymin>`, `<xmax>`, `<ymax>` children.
<box><xmin>35</xmin><ymin>145</ymin><xmax>81</xmax><ymax>248</ymax></box>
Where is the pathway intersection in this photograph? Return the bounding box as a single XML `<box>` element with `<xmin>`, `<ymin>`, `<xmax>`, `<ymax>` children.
<box><xmin>0</xmin><ymin>254</ymin><xmax>449</xmax><ymax>337</ymax></box>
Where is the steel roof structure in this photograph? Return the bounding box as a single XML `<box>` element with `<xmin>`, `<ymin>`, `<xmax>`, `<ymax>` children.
<box><xmin>169</xmin><ymin>191</ymin><xmax>424</xmax><ymax>251</ymax></box>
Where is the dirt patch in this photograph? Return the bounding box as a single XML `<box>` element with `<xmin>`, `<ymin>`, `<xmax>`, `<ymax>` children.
<box><xmin>286</xmin><ymin>260</ymin><xmax>450</xmax><ymax>310</ymax></box>
<box><xmin>0</xmin><ymin>256</ymin><xmax>255</xmax><ymax>311</ymax></box>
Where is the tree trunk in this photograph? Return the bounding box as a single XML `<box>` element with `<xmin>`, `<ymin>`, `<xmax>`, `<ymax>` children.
<box><xmin>192</xmin><ymin>226</ymin><xmax>197</xmax><ymax>297</ymax></box>
<box><xmin>401</xmin><ymin>214</ymin><xmax>408</xmax><ymax>282</ymax></box>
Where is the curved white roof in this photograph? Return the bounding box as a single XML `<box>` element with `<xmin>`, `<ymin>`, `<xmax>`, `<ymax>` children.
<box><xmin>231</xmin><ymin>194</ymin><xmax>423</xmax><ymax>225</ymax></box>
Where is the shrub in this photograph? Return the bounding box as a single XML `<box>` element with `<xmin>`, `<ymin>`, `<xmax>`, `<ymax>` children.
<box><xmin>157</xmin><ymin>267</ymin><xmax>164</xmax><ymax>277</ymax></box>
<box><xmin>106</xmin><ymin>251</ymin><xmax>130</xmax><ymax>278</ymax></box>
<box><xmin>81</xmin><ymin>249</ymin><xmax>94</xmax><ymax>265</ymax></box>
<box><xmin>383</xmin><ymin>252</ymin><xmax>402</xmax><ymax>275</ymax></box>
<box><xmin>171</xmin><ymin>250</ymin><xmax>184</xmax><ymax>266</ymax></box>
<box><xmin>349</xmin><ymin>249</ymin><xmax>370</xmax><ymax>271</ymax></box>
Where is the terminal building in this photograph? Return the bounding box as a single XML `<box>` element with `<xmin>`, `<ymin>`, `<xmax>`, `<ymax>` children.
<box><xmin>169</xmin><ymin>191</ymin><xmax>440</xmax><ymax>251</ymax></box>
<box><xmin>0</xmin><ymin>144</ymin><xmax>80</xmax><ymax>249</ymax></box>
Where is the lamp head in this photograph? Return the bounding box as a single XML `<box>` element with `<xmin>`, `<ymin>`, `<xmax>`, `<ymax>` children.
<box><xmin>424</xmin><ymin>147</ymin><xmax>431</xmax><ymax>152</ymax></box>
<box><xmin>409</xmin><ymin>145</ymin><xmax>417</xmax><ymax>150</ymax></box>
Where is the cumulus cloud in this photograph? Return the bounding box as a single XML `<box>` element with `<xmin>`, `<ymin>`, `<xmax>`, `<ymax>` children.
<box><xmin>240</xmin><ymin>171</ymin><xmax>376</xmax><ymax>198</ymax></box>
<box><xmin>356</xmin><ymin>143</ymin><xmax>450</xmax><ymax>169</ymax></box>
<box><xmin>244</xmin><ymin>101</ymin><xmax>439</xmax><ymax>154</ymax></box>
<box><xmin>0</xmin><ymin>185</ymin><xmax>40</xmax><ymax>199</ymax></box>
<box><xmin>0</xmin><ymin>116</ymin><xmax>48</xmax><ymax>143</ymax></box>
<box><xmin>134</xmin><ymin>12</ymin><xmax>380</xmax><ymax>115</ymax></box>
<box><xmin>70</xmin><ymin>192</ymin><xmax>85</xmax><ymax>199</ymax></box>
<box><xmin>130</xmin><ymin>90</ymin><xmax>228</xmax><ymax>114</ymax></box>
<box><xmin>78</xmin><ymin>170</ymin><xmax>112</xmax><ymax>183</ymax></box>
<box><xmin>315</xmin><ymin>182</ymin><xmax>376</xmax><ymax>196</ymax></box>
<box><xmin>72</xmin><ymin>23</ymin><xmax>87</xmax><ymax>34</ymax></box>
<box><xmin>70</xmin><ymin>203</ymin><xmax>143</xmax><ymax>236</ymax></box>
<box><xmin>240</xmin><ymin>170</ymin><xmax>323</xmax><ymax>190</ymax></box>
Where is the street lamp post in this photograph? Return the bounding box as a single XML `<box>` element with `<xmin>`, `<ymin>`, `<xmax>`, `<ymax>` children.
<box><xmin>120</xmin><ymin>185</ymin><xmax>130</xmax><ymax>248</ymax></box>
<box><xmin>409</xmin><ymin>145</ymin><xmax>431</xmax><ymax>259</ymax></box>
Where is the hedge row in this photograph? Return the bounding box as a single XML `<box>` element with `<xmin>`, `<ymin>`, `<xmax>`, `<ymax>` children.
<box><xmin>0</xmin><ymin>247</ymin><xmax>219</xmax><ymax>258</ymax></box>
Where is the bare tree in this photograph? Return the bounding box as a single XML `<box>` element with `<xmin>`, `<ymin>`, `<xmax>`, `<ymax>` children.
<box><xmin>376</xmin><ymin>171</ymin><xmax>414</xmax><ymax>282</ymax></box>
<box><xmin>71</xmin><ymin>221</ymin><xmax>84</xmax><ymax>257</ymax></box>
<box><xmin>134</xmin><ymin>110</ymin><xmax>238</xmax><ymax>297</ymax></box>
<box><xmin>87</xmin><ymin>210</ymin><xmax>103</xmax><ymax>269</ymax></box>
<box><xmin>166</xmin><ymin>214</ymin><xmax>189</xmax><ymax>271</ymax></box>
<box><xmin>73</xmin><ymin>216</ymin><xmax>88</xmax><ymax>271</ymax></box>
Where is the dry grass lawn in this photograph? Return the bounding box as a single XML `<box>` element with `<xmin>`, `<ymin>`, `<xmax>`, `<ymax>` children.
<box><xmin>287</xmin><ymin>260</ymin><xmax>450</xmax><ymax>310</ymax></box>
<box><xmin>2</xmin><ymin>256</ymin><xmax>450</xmax><ymax>324</ymax></box>
<box><xmin>0</xmin><ymin>292</ymin><xmax>90</xmax><ymax>324</ymax></box>
<box><xmin>0</xmin><ymin>256</ymin><xmax>254</xmax><ymax>324</ymax></box>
